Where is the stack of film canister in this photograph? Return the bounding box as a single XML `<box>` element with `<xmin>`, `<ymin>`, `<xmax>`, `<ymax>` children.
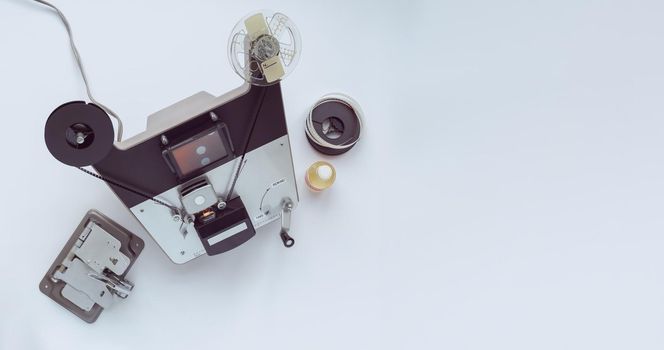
<box><xmin>304</xmin><ymin>93</ymin><xmax>364</xmax><ymax>191</ymax></box>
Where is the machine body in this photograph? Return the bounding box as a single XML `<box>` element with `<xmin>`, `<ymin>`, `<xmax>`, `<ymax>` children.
<box><xmin>46</xmin><ymin>83</ymin><xmax>299</xmax><ymax>264</ymax></box>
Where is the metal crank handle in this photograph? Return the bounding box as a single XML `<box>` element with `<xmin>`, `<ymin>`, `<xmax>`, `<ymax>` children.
<box><xmin>280</xmin><ymin>199</ymin><xmax>295</xmax><ymax>248</ymax></box>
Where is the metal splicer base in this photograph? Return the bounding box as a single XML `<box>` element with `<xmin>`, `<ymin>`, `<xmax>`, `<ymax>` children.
<box><xmin>39</xmin><ymin>210</ymin><xmax>144</xmax><ymax>323</ymax></box>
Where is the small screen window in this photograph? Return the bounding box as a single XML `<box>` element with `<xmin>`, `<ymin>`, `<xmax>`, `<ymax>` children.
<box><xmin>169</xmin><ymin>129</ymin><xmax>228</xmax><ymax>176</ymax></box>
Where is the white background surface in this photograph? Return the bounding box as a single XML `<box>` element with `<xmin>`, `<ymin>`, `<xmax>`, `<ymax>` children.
<box><xmin>1</xmin><ymin>0</ymin><xmax>663</xmax><ymax>349</ymax></box>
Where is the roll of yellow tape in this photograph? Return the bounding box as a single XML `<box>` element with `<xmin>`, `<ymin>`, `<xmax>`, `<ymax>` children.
<box><xmin>305</xmin><ymin>161</ymin><xmax>336</xmax><ymax>192</ymax></box>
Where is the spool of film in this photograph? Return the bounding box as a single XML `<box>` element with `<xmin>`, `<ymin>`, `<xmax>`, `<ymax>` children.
<box><xmin>305</xmin><ymin>93</ymin><xmax>364</xmax><ymax>155</ymax></box>
<box><xmin>44</xmin><ymin>101</ymin><xmax>115</xmax><ymax>167</ymax></box>
<box><xmin>305</xmin><ymin>161</ymin><xmax>336</xmax><ymax>192</ymax></box>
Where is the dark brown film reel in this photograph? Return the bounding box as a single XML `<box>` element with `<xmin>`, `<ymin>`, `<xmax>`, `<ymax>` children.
<box><xmin>44</xmin><ymin>101</ymin><xmax>115</xmax><ymax>167</ymax></box>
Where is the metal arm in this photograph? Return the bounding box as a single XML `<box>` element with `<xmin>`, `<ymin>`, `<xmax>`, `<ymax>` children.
<box><xmin>280</xmin><ymin>199</ymin><xmax>295</xmax><ymax>247</ymax></box>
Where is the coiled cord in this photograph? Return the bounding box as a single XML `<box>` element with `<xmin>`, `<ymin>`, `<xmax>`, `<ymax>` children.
<box><xmin>33</xmin><ymin>0</ymin><xmax>123</xmax><ymax>142</ymax></box>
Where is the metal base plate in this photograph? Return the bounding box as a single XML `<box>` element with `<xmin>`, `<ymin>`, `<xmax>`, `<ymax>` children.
<box><xmin>39</xmin><ymin>210</ymin><xmax>144</xmax><ymax>323</ymax></box>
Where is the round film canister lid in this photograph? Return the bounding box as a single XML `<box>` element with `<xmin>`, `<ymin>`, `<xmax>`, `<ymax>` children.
<box><xmin>44</xmin><ymin>101</ymin><xmax>115</xmax><ymax>167</ymax></box>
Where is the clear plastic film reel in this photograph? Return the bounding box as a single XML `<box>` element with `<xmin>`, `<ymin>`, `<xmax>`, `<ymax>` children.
<box><xmin>228</xmin><ymin>10</ymin><xmax>302</xmax><ymax>86</ymax></box>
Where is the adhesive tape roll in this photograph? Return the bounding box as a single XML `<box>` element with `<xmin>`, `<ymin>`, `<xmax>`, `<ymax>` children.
<box><xmin>305</xmin><ymin>161</ymin><xmax>336</xmax><ymax>192</ymax></box>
